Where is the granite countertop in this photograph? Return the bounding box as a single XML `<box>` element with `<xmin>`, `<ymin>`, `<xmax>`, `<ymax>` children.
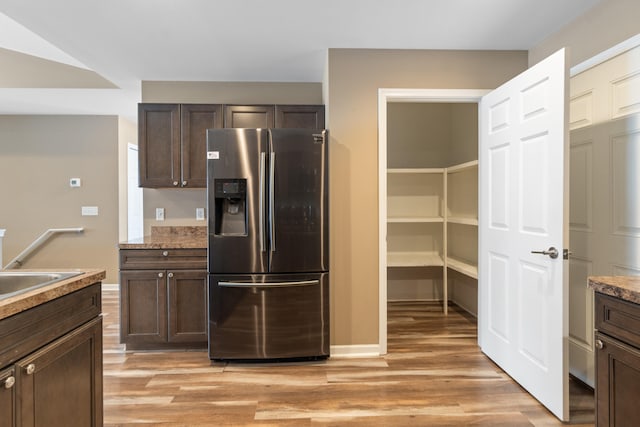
<box><xmin>119</xmin><ymin>226</ymin><xmax>207</xmax><ymax>249</ymax></box>
<box><xmin>588</xmin><ymin>276</ymin><xmax>640</xmax><ymax>305</ymax></box>
<box><xmin>0</xmin><ymin>268</ymin><xmax>106</xmax><ymax>320</ymax></box>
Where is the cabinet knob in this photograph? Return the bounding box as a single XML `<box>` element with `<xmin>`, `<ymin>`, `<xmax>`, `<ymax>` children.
<box><xmin>168</xmin><ymin>272</ymin><xmax>174</xmax><ymax>278</ymax></box>
<box><xmin>26</xmin><ymin>363</ymin><xmax>36</xmax><ymax>375</ymax></box>
<box><xmin>158</xmin><ymin>272</ymin><xmax>164</xmax><ymax>278</ymax></box>
<box><xmin>3</xmin><ymin>376</ymin><xmax>15</xmax><ymax>389</ymax></box>
<box><xmin>595</xmin><ymin>339</ymin><xmax>604</xmax><ymax>350</ymax></box>
<box><xmin>173</xmin><ymin>181</ymin><xmax>179</xmax><ymax>186</ymax></box>
<box><xmin>162</xmin><ymin>251</ymin><xmax>169</xmax><ymax>257</ymax></box>
<box><xmin>182</xmin><ymin>180</ymin><xmax>187</xmax><ymax>186</ymax></box>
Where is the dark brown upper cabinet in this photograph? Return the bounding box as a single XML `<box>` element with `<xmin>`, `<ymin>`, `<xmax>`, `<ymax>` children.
<box><xmin>275</xmin><ymin>105</ymin><xmax>325</xmax><ymax>129</ymax></box>
<box><xmin>224</xmin><ymin>105</ymin><xmax>275</xmax><ymax>128</ymax></box>
<box><xmin>138</xmin><ymin>103</ymin><xmax>222</xmax><ymax>188</ymax></box>
<box><xmin>139</xmin><ymin>103</ymin><xmax>324</xmax><ymax>188</ymax></box>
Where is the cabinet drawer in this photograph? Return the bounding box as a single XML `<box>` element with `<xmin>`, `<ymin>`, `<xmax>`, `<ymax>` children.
<box><xmin>119</xmin><ymin>249</ymin><xmax>207</xmax><ymax>270</ymax></box>
<box><xmin>0</xmin><ymin>283</ymin><xmax>101</xmax><ymax>369</ymax></box>
<box><xmin>595</xmin><ymin>293</ymin><xmax>640</xmax><ymax>348</ymax></box>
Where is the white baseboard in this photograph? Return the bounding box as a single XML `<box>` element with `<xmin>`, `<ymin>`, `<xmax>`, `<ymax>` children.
<box><xmin>101</xmin><ymin>283</ymin><xmax>119</xmax><ymax>291</ymax></box>
<box><xmin>330</xmin><ymin>344</ymin><xmax>381</xmax><ymax>358</ymax></box>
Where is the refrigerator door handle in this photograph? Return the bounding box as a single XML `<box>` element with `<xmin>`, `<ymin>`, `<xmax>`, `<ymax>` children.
<box><xmin>269</xmin><ymin>151</ymin><xmax>276</xmax><ymax>252</ymax></box>
<box><xmin>218</xmin><ymin>280</ymin><xmax>319</xmax><ymax>288</ymax></box>
<box><xmin>259</xmin><ymin>152</ymin><xmax>266</xmax><ymax>252</ymax></box>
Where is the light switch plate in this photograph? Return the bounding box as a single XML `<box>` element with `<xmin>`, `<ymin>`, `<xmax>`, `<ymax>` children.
<box><xmin>196</xmin><ymin>208</ymin><xmax>205</xmax><ymax>221</ymax></box>
<box><xmin>156</xmin><ymin>207</ymin><xmax>165</xmax><ymax>221</ymax></box>
<box><xmin>70</xmin><ymin>178</ymin><xmax>81</xmax><ymax>188</ymax></box>
<box><xmin>81</xmin><ymin>206</ymin><xmax>98</xmax><ymax>216</ymax></box>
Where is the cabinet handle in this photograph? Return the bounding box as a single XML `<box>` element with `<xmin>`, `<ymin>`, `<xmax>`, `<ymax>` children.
<box><xmin>173</xmin><ymin>181</ymin><xmax>179</xmax><ymax>186</ymax></box>
<box><xmin>168</xmin><ymin>272</ymin><xmax>174</xmax><ymax>278</ymax></box>
<box><xmin>162</xmin><ymin>251</ymin><xmax>169</xmax><ymax>257</ymax></box>
<box><xmin>595</xmin><ymin>339</ymin><xmax>604</xmax><ymax>350</ymax></box>
<box><xmin>3</xmin><ymin>376</ymin><xmax>15</xmax><ymax>389</ymax></box>
<box><xmin>158</xmin><ymin>272</ymin><xmax>164</xmax><ymax>278</ymax></box>
<box><xmin>26</xmin><ymin>363</ymin><xmax>35</xmax><ymax>375</ymax></box>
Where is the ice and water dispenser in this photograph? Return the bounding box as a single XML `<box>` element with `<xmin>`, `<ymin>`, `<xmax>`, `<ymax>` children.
<box><xmin>213</xmin><ymin>178</ymin><xmax>247</xmax><ymax>236</ymax></box>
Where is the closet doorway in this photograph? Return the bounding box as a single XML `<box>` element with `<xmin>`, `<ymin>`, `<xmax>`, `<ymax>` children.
<box><xmin>378</xmin><ymin>89</ymin><xmax>487</xmax><ymax>355</ymax></box>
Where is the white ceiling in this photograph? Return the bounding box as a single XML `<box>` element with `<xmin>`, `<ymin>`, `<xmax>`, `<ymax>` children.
<box><xmin>0</xmin><ymin>0</ymin><xmax>601</xmax><ymax>121</ymax></box>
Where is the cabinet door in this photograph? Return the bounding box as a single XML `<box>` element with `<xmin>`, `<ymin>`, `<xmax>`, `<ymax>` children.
<box><xmin>180</xmin><ymin>104</ymin><xmax>223</xmax><ymax>188</ymax></box>
<box><xmin>224</xmin><ymin>105</ymin><xmax>274</xmax><ymax>128</ymax></box>
<box><xmin>17</xmin><ymin>318</ymin><xmax>103</xmax><ymax>427</ymax></box>
<box><xmin>596</xmin><ymin>332</ymin><xmax>640</xmax><ymax>427</ymax></box>
<box><xmin>120</xmin><ymin>270</ymin><xmax>168</xmax><ymax>345</ymax></box>
<box><xmin>138</xmin><ymin>103</ymin><xmax>181</xmax><ymax>187</ymax></box>
<box><xmin>275</xmin><ymin>105</ymin><xmax>325</xmax><ymax>129</ymax></box>
<box><xmin>0</xmin><ymin>366</ymin><xmax>16</xmax><ymax>427</ymax></box>
<box><xmin>167</xmin><ymin>270</ymin><xmax>208</xmax><ymax>344</ymax></box>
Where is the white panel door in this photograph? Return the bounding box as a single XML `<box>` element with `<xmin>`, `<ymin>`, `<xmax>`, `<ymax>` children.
<box><xmin>478</xmin><ymin>49</ymin><xmax>569</xmax><ymax>421</ymax></box>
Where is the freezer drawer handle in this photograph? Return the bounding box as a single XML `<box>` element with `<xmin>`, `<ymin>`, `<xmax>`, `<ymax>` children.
<box><xmin>218</xmin><ymin>280</ymin><xmax>319</xmax><ymax>288</ymax></box>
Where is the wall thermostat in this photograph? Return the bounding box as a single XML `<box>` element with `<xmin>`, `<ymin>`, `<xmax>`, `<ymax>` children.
<box><xmin>70</xmin><ymin>178</ymin><xmax>81</xmax><ymax>188</ymax></box>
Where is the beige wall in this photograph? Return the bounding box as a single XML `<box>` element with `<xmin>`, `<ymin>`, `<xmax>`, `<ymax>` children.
<box><xmin>530</xmin><ymin>0</ymin><xmax>640</xmax><ymax>68</ymax></box>
<box><xmin>326</xmin><ymin>49</ymin><xmax>528</xmax><ymax>346</ymax></box>
<box><xmin>0</xmin><ymin>116</ymin><xmax>120</xmax><ymax>282</ymax></box>
<box><xmin>139</xmin><ymin>81</ymin><xmax>323</xmax><ymax>235</ymax></box>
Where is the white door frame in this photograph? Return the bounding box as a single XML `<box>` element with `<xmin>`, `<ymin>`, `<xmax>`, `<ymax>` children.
<box><xmin>377</xmin><ymin>89</ymin><xmax>488</xmax><ymax>355</ymax></box>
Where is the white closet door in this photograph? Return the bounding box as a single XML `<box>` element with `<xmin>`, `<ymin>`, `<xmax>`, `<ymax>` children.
<box><xmin>478</xmin><ymin>48</ymin><xmax>569</xmax><ymax>421</ymax></box>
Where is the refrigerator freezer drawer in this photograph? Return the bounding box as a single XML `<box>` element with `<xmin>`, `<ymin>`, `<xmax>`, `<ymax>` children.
<box><xmin>209</xmin><ymin>273</ymin><xmax>329</xmax><ymax>361</ymax></box>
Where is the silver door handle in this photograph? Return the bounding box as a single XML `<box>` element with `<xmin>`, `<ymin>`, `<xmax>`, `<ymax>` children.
<box><xmin>531</xmin><ymin>247</ymin><xmax>559</xmax><ymax>259</ymax></box>
<box><xmin>269</xmin><ymin>151</ymin><xmax>276</xmax><ymax>252</ymax></box>
<box><xmin>259</xmin><ymin>152</ymin><xmax>266</xmax><ymax>252</ymax></box>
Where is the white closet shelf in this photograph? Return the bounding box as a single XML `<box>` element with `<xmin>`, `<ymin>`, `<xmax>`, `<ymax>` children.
<box><xmin>388</xmin><ymin>216</ymin><xmax>444</xmax><ymax>223</ymax></box>
<box><xmin>388</xmin><ymin>168</ymin><xmax>445</xmax><ymax>174</ymax></box>
<box><xmin>446</xmin><ymin>257</ymin><xmax>478</xmax><ymax>279</ymax></box>
<box><xmin>447</xmin><ymin>216</ymin><xmax>478</xmax><ymax>226</ymax></box>
<box><xmin>388</xmin><ymin>251</ymin><xmax>444</xmax><ymax>267</ymax></box>
<box><xmin>446</xmin><ymin>160</ymin><xmax>478</xmax><ymax>173</ymax></box>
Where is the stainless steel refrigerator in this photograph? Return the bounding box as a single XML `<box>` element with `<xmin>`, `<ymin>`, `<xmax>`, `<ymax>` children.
<box><xmin>206</xmin><ymin>128</ymin><xmax>329</xmax><ymax>361</ymax></box>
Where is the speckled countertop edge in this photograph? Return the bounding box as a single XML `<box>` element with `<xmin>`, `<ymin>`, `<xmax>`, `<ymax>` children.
<box><xmin>118</xmin><ymin>237</ymin><xmax>207</xmax><ymax>249</ymax></box>
<box><xmin>119</xmin><ymin>226</ymin><xmax>207</xmax><ymax>249</ymax></box>
<box><xmin>588</xmin><ymin>276</ymin><xmax>640</xmax><ymax>305</ymax></box>
<box><xmin>0</xmin><ymin>269</ymin><xmax>106</xmax><ymax>320</ymax></box>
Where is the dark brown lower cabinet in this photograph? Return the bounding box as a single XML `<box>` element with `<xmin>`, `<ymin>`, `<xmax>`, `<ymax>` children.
<box><xmin>0</xmin><ymin>283</ymin><xmax>103</xmax><ymax>427</ymax></box>
<box><xmin>595</xmin><ymin>292</ymin><xmax>640</xmax><ymax>427</ymax></box>
<box><xmin>17</xmin><ymin>318</ymin><xmax>103</xmax><ymax>427</ymax></box>
<box><xmin>120</xmin><ymin>266</ymin><xmax>208</xmax><ymax>350</ymax></box>
<box><xmin>596</xmin><ymin>332</ymin><xmax>640</xmax><ymax>427</ymax></box>
<box><xmin>0</xmin><ymin>366</ymin><xmax>16</xmax><ymax>427</ymax></box>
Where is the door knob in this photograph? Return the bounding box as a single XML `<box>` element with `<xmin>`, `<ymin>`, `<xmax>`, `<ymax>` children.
<box><xmin>595</xmin><ymin>339</ymin><xmax>604</xmax><ymax>350</ymax></box>
<box><xmin>531</xmin><ymin>247</ymin><xmax>559</xmax><ymax>259</ymax></box>
<box><xmin>3</xmin><ymin>376</ymin><xmax>15</xmax><ymax>389</ymax></box>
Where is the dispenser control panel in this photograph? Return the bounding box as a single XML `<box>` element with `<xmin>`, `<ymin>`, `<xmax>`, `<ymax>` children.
<box><xmin>214</xmin><ymin>179</ymin><xmax>246</xmax><ymax>198</ymax></box>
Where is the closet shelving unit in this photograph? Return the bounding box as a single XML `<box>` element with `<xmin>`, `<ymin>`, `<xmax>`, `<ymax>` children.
<box><xmin>445</xmin><ymin>160</ymin><xmax>478</xmax><ymax>281</ymax></box>
<box><xmin>387</xmin><ymin>160</ymin><xmax>478</xmax><ymax>315</ymax></box>
<box><xmin>387</xmin><ymin>168</ymin><xmax>445</xmax><ymax>269</ymax></box>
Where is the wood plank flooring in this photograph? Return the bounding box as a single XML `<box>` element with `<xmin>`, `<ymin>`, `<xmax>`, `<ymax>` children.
<box><xmin>102</xmin><ymin>290</ymin><xmax>594</xmax><ymax>426</ymax></box>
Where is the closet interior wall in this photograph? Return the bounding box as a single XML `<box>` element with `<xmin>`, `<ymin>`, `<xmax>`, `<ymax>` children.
<box><xmin>387</xmin><ymin>102</ymin><xmax>478</xmax><ymax>315</ymax></box>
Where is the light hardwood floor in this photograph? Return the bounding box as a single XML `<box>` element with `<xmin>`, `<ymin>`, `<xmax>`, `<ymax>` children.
<box><xmin>102</xmin><ymin>289</ymin><xmax>594</xmax><ymax>426</ymax></box>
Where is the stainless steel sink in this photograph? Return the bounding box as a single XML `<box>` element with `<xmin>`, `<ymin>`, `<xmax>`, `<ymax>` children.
<box><xmin>0</xmin><ymin>271</ymin><xmax>82</xmax><ymax>299</ymax></box>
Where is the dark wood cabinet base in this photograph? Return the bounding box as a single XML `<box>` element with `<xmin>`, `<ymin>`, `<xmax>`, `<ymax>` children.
<box><xmin>0</xmin><ymin>283</ymin><xmax>103</xmax><ymax>427</ymax></box>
